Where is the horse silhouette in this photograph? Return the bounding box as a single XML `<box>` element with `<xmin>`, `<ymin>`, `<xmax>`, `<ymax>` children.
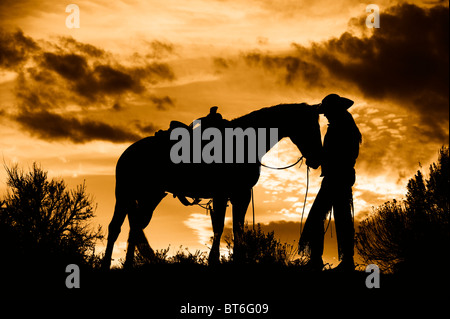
<box><xmin>102</xmin><ymin>103</ymin><xmax>322</xmax><ymax>269</ymax></box>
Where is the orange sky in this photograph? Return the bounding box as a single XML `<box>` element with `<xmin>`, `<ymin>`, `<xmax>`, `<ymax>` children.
<box><xmin>1</xmin><ymin>0</ymin><xmax>448</xmax><ymax>265</ymax></box>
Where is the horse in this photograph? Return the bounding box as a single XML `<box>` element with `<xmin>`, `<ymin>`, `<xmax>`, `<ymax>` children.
<box><xmin>101</xmin><ymin>103</ymin><xmax>322</xmax><ymax>269</ymax></box>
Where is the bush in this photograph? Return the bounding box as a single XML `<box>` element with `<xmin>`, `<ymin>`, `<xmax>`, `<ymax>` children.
<box><xmin>223</xmin><ymin>223</ymin><xmax>299</xmax><ymax>266</ymax></box>
<box><xmin>130</xmin><ymin>224</ymin><xmax>299</xmax><ymax>268</ymax></box>
<box><xmin>356</xmin><ymin>147</ymin><xmax>450</xmax><ymax>273</ymax></box>
<box><xmin>0</xmin><ymin>163</ymin><xmax>103</xmax><ymax>269</ymax></box>
<box><xmin>132</xmin><ymin>245</ymin><xmax>208</xmax><ymax>267</ymax></box>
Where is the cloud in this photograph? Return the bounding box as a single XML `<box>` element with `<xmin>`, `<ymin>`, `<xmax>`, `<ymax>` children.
<box><xmin>149</xmin><ymin>95</ymin><xmax>175</xmax><ymax>110</ymax></box>
<box><xmin>214</xmin><ymin>4</ymin><xmax>449</xmax><ymax>143</ymax></box>
<box><xmin>136</xmin><ymin>62</ymin><xmax>176</xmax><ymax>84</ymax></box>
<box><xmin>145</xmin><ymin>40</ymin><xmax>175</xmax><ymax>59</ymax></box>
<box><xmin>184</xmin><ymin>213</ymin><xmax>213</xmax><ymax>246</ymax></box>
<box><xmin>306</xmin><ymin>3</ymin><xmax>449</xmax><ymax>140</ymax></box>
<box><xmin>134</xmin><ymin>120</ymin><xmax>158</xmax><ymax>135</ymax></box>
<box><xmin>78</xmin><ymin>64</ymin><xmax>143</xmax><ymax>100</ymax></box>
<box><xmin>39</xmin><ymin>52</ymin><xmax>164</xmax><ymax>102</ymax></box>
<box><xmin>242</xmin><ymin>51</ymin><xmax>324</xmax><ymax>87</ymax></box>
<box><xmin>0</xmin><ymin>28</ymin><xmax>39</xmax><ymax>70</ymax></box>
<box><xmin>208</xmin><ymin>2</ymin><xmax>448</xmax><ymax>187</ymax></box>
<box><xmin>14</xmin><ymin>109</ymin><xmax>142</xmax><ymax>143</ymax></box>
<box><xmin>58</xmin><ymin>36</ymin><xmax>106</xmax><ymax>58</ymax></box>
<box><xmin>1</xmin><ymin>29</ymin><xmax>174</xmax><ymax>143</ymax></box>
<box><xmin>41</xmin><ymin>52</ymin><xmax>89</xmax><ymax>82</ymax></box>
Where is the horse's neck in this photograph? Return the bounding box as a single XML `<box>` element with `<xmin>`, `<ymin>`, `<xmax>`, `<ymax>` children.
<box><xmin>231</xmin><ymin>106</ymin><xmax>285</xmax><ymax>134</ymax></box>
<box><xmin>230</xmin><ymin>105</ymin><xmax>289</xmax><ymax>157</ymax></box>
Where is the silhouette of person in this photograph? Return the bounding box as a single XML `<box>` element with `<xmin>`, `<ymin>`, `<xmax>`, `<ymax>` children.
<box><xmin>299</xmin><ymin>94</ymin><xmax>362</xmax><ymax>271</ymax></box>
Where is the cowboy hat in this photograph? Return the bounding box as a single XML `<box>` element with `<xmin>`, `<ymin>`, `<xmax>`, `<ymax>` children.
<box><xmin>316</xmin><ymin>94</ymin><xmax>354</xmax><ymax>114</ymax></box>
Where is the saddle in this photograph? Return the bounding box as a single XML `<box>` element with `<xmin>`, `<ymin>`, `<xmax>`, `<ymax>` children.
<box><xmin>154</xmin><ymin>106</ymin><xmax>229</xmax><ymax>207</ymax></box>
<box><xmin>154</xmin><ymin>106</ymin><xmax>228</xmax><ymax>139</ymax></box>
<box><xmin>169</xmin><ymin>106</ymin><xmax>228</xmax><ymax>131</ymax></box>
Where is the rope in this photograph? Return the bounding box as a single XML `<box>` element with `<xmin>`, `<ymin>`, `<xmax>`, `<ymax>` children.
<box><xmin>197</xmin><ymin>198</ymin><xmax>214</xmax><ymax>215</ymax></box>
<box><xmin>260</xmin><ymin>156</ymin><xmax>304</xmax><ymax>170</ymax></box>
<box><xmin>175</xmin><ymin>194</ymin><xmax>214</xmax><ymax>215</ymax></box>
<box><xmin>246</xmin><ymin>156</ymin><xmax>306</xmax><ymax>230</ymax></box>
<box><xmin>177</xmin><ymin>156</ymin><xmax>310</xmax><ymax>234</ymax></box>
<box><xmin>299</xmin><ymin>166</ymin><xmax>310</xmax><ymax>237</ymax></box>
<box><xmin>176</xmin><ymin>195</ymin><xmax>201</xmax><ymax>206</ymax></box>
<box><xmin>251</xmin><ymin>188</ymin><xmax>255</xmax><ymax>231</ymax></box>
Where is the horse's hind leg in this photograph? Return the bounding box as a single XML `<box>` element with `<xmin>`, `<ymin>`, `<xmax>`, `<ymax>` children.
<box><xmin>102</xmin><ymin>198</ymin><xmax>130</xmax><ymax>270</ymax></box>
<box><xmin>208</xmin><ymin>195</ymin><xmax>228</xmax><ymax>265</ymax></box>
<box><xmin>124</xmin><ymin>191</ymin><xmax>167</xmax><ymax>268</ymax></box>
<box><xmin>230</xmin><ymin>189</ymin><xmax>251</xmax><ymax>263</ymax></box>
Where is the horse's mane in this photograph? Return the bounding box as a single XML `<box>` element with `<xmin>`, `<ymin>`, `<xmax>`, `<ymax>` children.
<box><xmin>230</xmin><ymin>103</ymin><xmax>311</xmax><ymax>128</ymax></box>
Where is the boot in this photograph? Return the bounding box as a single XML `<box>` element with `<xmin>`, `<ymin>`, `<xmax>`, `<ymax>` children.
<box><xmin>303</xmin><ymin>257</ymin><xmax>324</xmax><ymax>271</ymax></box>
<box><xmin>331</xmin><ymin>257</ymin><xmax>355</xmax><ymax>272</ymax></box>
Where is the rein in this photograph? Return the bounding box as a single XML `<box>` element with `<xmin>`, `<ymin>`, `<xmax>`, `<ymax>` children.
<box><xmin>255</xmin><ymin>156</ymin><xmax>311</xmax><ymax>234</ymax></box>
<box><xmin>176</xmin><ymin>156</ymin><xmax>311</xmax><ymax>236</ymax></box>
<box><xmin>299</xmin><ymin>166</ymin><xmax>310</xmax><ymax>238</ymax></box>
<box><xmin>259</xmin><ymin>156</ymin><xmax>304</xmax><ymax>170</ymax></box>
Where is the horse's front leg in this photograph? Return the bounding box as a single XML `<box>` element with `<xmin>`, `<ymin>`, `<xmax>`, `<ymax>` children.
<box><xmin>208</xmin><ymin>195</ymin><xmax>228</xmax><ymax>265</ymax></box>
<box><xmin>230</xmin><ymin>189</ymin><xmax>251</xmax><ymax>263</ymax></box>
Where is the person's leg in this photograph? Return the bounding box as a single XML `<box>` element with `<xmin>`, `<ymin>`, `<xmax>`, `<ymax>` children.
<box><xmin>332</xmin><ymin>183</ymin><xmax>355</xmax><ymax>271</ymax></box>
<box><xmin>299</xmin><ymin>177</ymin><xmax>333</xmax><ymax>268</ymax></box>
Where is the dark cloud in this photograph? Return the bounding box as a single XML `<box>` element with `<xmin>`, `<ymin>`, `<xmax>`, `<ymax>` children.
<box><xmin>212</xmin><ymin>57</ymin><xmax>236</xmax><ymax>72</ymax></box>
<box><xmin>41</xmin><ymin>52</ymin><xmax>88</xmax><ymax>81</ymax></box>
<box><xmin>150</xmin><ymin>95</ymin><xmax>175</xmax><ymax>110</ymax></box>
<box><xmin>242</xmin><ymin>51</ymin><xmax>324</xmax><ymax>87</ymax></box>
<box><xmin>1</xmin><ymin>29</ymin><xmax>176</xmax><ymax>143</ymax></box>
<box><xmin>14</xmin><ymin>109</ymin><xmax>142</xmax><ymax>143</ymax></box>
<box><xmin>216</xmin><ymin>4</ymin><xmax>448</xmax><ymax>143</ymax></box>
<box><xmin>79</xmin><ymin>64</ymin><xmax>143</xmax><ymax>100</ymax></box>
<box><xmin>40</xmin><ymin>52</ymin><xmax>143</xmax><ymax>101</ymax></box>
<box><xmin>12</xmin><ymin>81</ymin><xmax>156</xmax><ymax>143</ymax></box>
<box><xmin>132</xmin><ymin>62</ymin><xmax>176</xmax><ymax>84</ymax></box>
<box><xmin>302</xmin><ymin>4</ymin><xmax>449</xmax><ymax>141</ymax></box>
<box><xmin>134</xmin><ymin>120</ymin><xmax>158</xmax><ymax>135</ymax></box>
<box><xmin>58</xmin><ymin>36</ymin><xmax>106</xmax><ymax>58</ymax></box>
<box><xmin>112</xmin><ymin>102</ymin><xmax>123</xmax><ymax>111</ymax></box>
<box><xmin>145</xmin><ymin>40</ymin><xmax>175</xmax><ymax>59</ymax></box>
<box><xmin>39</xmin><ymin>51</ymin><xmax>175</xmax><ymax>102</ymax></box>
<box><xmin>0</xmin><ymin>28</ymin><xmax>39</xmax><ymax>70</ymax></box>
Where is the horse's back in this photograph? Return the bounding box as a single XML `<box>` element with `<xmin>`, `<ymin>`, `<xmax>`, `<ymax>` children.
<box><xmin>115</xmin><ymin>134</ymin><xmax>260</xmax><ymax>198</ymax></box>
<box><xmin>115</xmin><ymin>136</ymin><xmax>167</xmax><ymax>190</ymax></box>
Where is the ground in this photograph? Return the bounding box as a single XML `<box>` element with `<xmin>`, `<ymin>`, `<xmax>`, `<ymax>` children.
<box><xmin>3</xmin><ymin>263</ymin><xmax>448</xmax><ymax>304</ymax></box>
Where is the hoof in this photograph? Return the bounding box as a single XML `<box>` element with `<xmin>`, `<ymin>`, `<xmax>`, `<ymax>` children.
<box><xmin>208</xmin><ymin>250</ymin><xmax>220</xmax><ymax>266</ymax></box>
<box><xmin>101</xmin><ymin>259</ymin><xmax>111</xmax><ymax>271</ymax></box>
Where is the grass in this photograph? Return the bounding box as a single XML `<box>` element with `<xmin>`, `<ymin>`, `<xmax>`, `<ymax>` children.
<box><xmin>3</xmin><ymin>246</ymin><xmax>447</xmax><ymax>301</ymax></box>
<box><xmin>2</xmin><ymin>225</ymin><xmax>447</xmax><ymax>301</ymax></box>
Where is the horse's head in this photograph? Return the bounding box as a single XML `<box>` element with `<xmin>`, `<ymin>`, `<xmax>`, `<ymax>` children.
<box><xmin>287</xmin><ymin>104</ymin><xmax>322</xmax><ymax>169</ymax></box>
